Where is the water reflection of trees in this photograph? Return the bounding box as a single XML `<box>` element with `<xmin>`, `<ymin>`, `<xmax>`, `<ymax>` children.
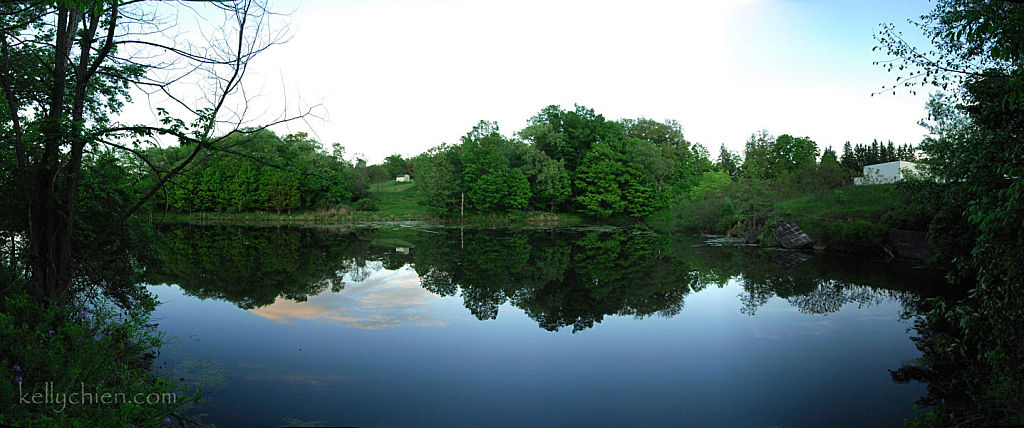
<box><xmin>146</xmin><ymin>226</ymin><xmax>409</xmax><ymax>309</ymax></box>
<box><xmin>886</xmin><ymin>291</ymin><xmax>1024</xmax><ymax>426</ymax></box>
<box><xmin>671</xmin><ymin>241</ymin><xmax>937</xmax><ymax>316</ymax></box>
<box><xmin>411</xmin><ymin>229</ymin><xmax>937</xmax><ymax>332</ymax></box>
<box><xmin>148</xmin><ymin>225</ymin><xmax>937</xmax><ymax>331</ymax></box>
<box><xmin>413</xmin><ymin>229</ymin><xmax>694</xmax><ymax>332</ymax></box>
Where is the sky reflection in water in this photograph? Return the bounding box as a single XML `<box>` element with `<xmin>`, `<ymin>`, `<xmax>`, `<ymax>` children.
<box><xmin>148</xmin><ymin>225</ymin><xmax>933</xmax><ymax>427</ymax></box>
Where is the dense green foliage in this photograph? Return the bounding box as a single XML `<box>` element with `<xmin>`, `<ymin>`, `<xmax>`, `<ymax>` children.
<box><xmin>146</xmin><ymin>226</ymin><xmax>390</xmax><ymax>309</ymax></box>
<box><xmin>147</xmin><ymin>131</ymin><xmax>355</xmax><ymax>214</ymax></box>
<box><xmin>839</xmin><ymin>140</ymin><xmax>918</xmax><ymax>172</ymax></box>
<box><xmin>740</xmin><ymin>131</ymin><xmax>818</xmax><ymax>180</ymax></box>
<box><xmin>661</xmin><ymin>129</ymin><xmax>899</xmax><ymax>252</ymax></box>
<box><xmin>0</xmin><ymin>2</ymin><xmax>295</xmax><ymax>426</ymax></box>
<box><xmin>382</xmin><ymin>154</ymin><xmax>413</xmax><ymax>178</ymax></box>
<box><xmin>877</xmin><ymin>0</ymin><xmax>1024</xmax><ymax>425</ymax></box>
<box><xmin>1</xmin><ymin>291</ymin><xmax>196</xmax><ymax>427</ymax></box>
<box><xmin>415</xmin><ymin>106</ymin><xmax>712</xmax><ymax>219</ymax></box>
<box><xmin>460</xmin><ymin>122</ymin><xmax>532</xmax><ymax>212</ymax></box>
<box><xmin>0</xmin><ymin>146</ymin><xmax>194</xmax><ymax>427</ymax></box>
<box><xmin>0</xmin><ymin>0</ymin><xmax>290</xmax><ymax>309</ymax></box>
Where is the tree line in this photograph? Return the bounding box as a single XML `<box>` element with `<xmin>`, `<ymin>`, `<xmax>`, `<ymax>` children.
<box><xmin>123</xmin><ymin>119</ymin><xmax>919</xmax><ymax>221</ymax></box>
<box><xmin>414</xmin><ymin>106</ymin><xmax>711</xmax><ymax>219</ymax></box>
<box><xmin>412</xmin><ymin>104</ymin><xmax>917</xmax><ymax>220</ymax></box>
<box><xmin>126</xmin><ymin>129</ymin><xmax>423</xmax><ymax>215</ymax></box>
<box><xmin>839</xmin><ymin>140</ymin><xmax>917</xmax><ymax>172</ymax></box>
<box><xmin>140</xmin><ymin>130</ymin><xmax>354</xmax><ymax>214</ymax></box>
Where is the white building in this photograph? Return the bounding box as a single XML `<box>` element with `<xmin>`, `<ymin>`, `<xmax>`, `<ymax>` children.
<box><xmin>853</xmin><ymin>160</ymin><xmax>921</xmax><ymax>185</ymax></box>
<box><xmin>395</xmin><ymin>174</ymin><xmax>410</xmax><ymax>182</ymax></box>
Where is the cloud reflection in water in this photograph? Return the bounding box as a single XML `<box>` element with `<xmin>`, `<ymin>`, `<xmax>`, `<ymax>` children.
<box><xmin>249</xmin><ymin>267</ymin><xmax>454</xmax><ymax>329</ymax></box>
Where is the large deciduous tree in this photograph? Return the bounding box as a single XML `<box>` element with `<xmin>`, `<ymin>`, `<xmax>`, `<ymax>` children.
<box><xmin>574</xmin><ymin>138</ymin><xmax>659</xmax><ymax>219</ymax></box>
<box><xmin>460</xmin><ymin>121</ymin><xmax>530</xmax><ymax>213</ymax></box>
<box><xmin>717</xmin><ymin>144</ymin><xmax>742</xmax><ymax>178</ymax></box>
<box><xmin>521</xmin><ymin>104</ymin><xmax>621</xmax><ymax>174</ymax></box>
<box><xmin>0</xmin><ymin>1</ymin><xmax>299</xmax><ymax>306</ymax></box>
<box><xmin>520</xmin><ymin>148</ymin><xmax>569</xmax><ymax>213</ymax></box>
<box><xmin>740</xmin><ymin>131</ymin><xmax>818</xmax><ymax>179</ymax></box>
<box><xmin>414</xmin><ymin>144</ymin><xmax>464</xmax><ymax>216</ymax></box>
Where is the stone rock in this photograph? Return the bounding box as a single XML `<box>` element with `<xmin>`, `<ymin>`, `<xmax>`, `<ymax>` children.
<box><xmin>772</xmin><ymin>221</ymin><xmax>814</xmax><ymax>249</ymax></box>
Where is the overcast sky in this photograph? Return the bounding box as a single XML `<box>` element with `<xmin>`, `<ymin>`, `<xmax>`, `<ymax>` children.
<box><xmin>126</xmin><ymin>0</ymin><xmax>938</xmax><ymax>163</ymax></box>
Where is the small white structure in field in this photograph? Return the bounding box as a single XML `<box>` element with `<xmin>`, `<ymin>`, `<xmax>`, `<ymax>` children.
<box><xmin>395</xmin><ymin>174</ymin><xmax>410</xmax><ymax>182</ymax></box>
<box><xmin>853</xmin><ymin>161</ymin><xmax>921</xmax><ymax>185</ymax></box>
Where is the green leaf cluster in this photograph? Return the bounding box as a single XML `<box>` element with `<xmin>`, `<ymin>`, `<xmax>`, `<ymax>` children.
<box><xmin>877</xmin><ymin>1</ymin><xmax>1024</xmax><ymax>424</ymax></box>
<box><xmin>146</xmin><ymin>130</ymin><xmax>355</xmax><ymax>214</ymax></box>
<box><xmin>0</xmin><ymin>292</ymin><xmax>199</xmax><ymax>427</ymax></box>
<box><xmin>416</xmin><ymin>106</ymin><xmax>712</xmax><ymax>220</ymax></box>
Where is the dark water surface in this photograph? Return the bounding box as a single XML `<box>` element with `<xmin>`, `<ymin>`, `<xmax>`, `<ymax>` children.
<box><xmin>146</xmin><ymin>224</ymin><xmax>937</xmax><ymax>427</ymax></box>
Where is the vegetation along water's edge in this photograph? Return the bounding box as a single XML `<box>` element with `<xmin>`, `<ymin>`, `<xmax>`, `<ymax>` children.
<box><xmin>161</xmin><ymin>180</ymin><xmax>927</xmax><ymax>260</ymax></box>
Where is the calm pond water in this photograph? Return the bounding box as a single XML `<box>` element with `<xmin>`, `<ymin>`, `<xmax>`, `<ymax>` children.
<box><xmin>145</xmin><ymin>224</ymin><xmax>938</xmax><ymax>427</ymax></box>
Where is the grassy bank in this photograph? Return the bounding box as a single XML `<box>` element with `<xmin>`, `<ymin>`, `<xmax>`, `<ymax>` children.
<box><xmin>162</xmin><ymin>210</ymin><xmax>585</xmax><ymax>227</ymax></box>
<box><xmin>775</xmin><ymin>184</ymin><xmax>897</xmax><ymax>221</ymax></box>
<box><xmin>159</xmin><ymin>181</ymin><xmax>586</xmax><ymax>227</ymax></box>
<box><xmin>651</xmin><ymin>182</ymin><xmax>911</xmax><ymax>254</ymax></box>
<box><xmin>155</xmin><ymin>178</ymin><xmax>906</xmax><ymax>254</ymax></box>
<box><xmin>775</xmin><ymin>184</ymin><xmax>898</xmax><ymax>252</ymax></box>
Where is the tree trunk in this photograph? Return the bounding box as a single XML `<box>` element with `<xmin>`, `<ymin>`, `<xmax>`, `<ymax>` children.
<box><xmin>26</xmin><ymin>7</ymin><xmax>83</xmax><ymax>306</ymax></box>
<box><xmin>28</xmin><ymin>170</ymin><xmax>75</xmax><ymax>306</ymax></box>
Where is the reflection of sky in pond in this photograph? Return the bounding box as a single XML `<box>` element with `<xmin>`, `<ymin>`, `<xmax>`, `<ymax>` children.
<box><xmin>150</xmin><ymin>268</ymin><xmax>924</xmax><ymax>428</ymax></box>
<box><xmin>248</xmin><ymin>266</ymin><xmax>458</xmax><ymax>329</ymax></box>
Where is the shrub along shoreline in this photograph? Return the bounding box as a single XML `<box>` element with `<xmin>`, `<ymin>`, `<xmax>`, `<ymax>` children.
<box><xmin>158</xmin><ymin>181</ymin><xmax>924</xmax><ymax>260</ymax></box>
<box><xmin>0</xmin><ymin>288</ymin><xmax>199</xmax><ymax>427</ymax></box>
<box><xmin>158</xmin><ymin>209</ymin><xmax>584</xmax><ymax>227</ymax></box>
<box><xmin>647</xmin><ymin>180</ymin><xmax>933</xmax><ymax>258</ymax></box>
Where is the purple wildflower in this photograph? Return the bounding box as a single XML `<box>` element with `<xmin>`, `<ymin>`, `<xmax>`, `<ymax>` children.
<box><xmin>14</xmin><ymin>376</ymin><xmax>22</xmax><ymax>382</ymax></box>
<box><xmin>163</xmin><ymin>417</ymin><xmax>171</xmax><ymax>424</ymax></box>
<box><xmin>11</xmin><ymin>365</ymin><xmax>20</xmax><ymax>372</ymax></box>
<box><xmin>48</xmin><ymin>330</ymin><xmax>55</xmax><ymax>335</ymax></box>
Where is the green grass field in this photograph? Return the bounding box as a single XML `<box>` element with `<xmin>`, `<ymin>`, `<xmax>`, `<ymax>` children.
<box><xmin>161</xmin><ymin>179</ymin><xmax>585</xmax><ymax>226</ymax></box>
<box><xmin>368</xmin><ymin>180</ymin><xmax>422</xmax><ymax>217</ymax></box>
<box><xmin>370</xmin><ymin>181</ymin><xmax>416</xmax><ymax>193</ymax></box>
<box><xmin>776</xmin><ymin>183</ymin><xmax>898</xmax><ymax>222</ymax></box>
<box><xmin>773</xmin><ymin>184</ymin><xmax>900</xmax><ymax>251</ymax></box>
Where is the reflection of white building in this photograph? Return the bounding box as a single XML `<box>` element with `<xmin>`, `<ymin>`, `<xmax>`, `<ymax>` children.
<box><xmin>853</xmin><ymin>161</ymin><xmax>921</xmax><ymax>185</ymax></box>
<box><xmin>395</xmin><ymin>174</ymin><xmax>410</xmax><ymax>182</ymax></box>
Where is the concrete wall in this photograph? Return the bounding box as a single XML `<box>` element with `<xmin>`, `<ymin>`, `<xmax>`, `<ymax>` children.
<box><xmin>887</xmin><ymin>229</ymin><xmax>932</xmax><ymax>261</ymax></box>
